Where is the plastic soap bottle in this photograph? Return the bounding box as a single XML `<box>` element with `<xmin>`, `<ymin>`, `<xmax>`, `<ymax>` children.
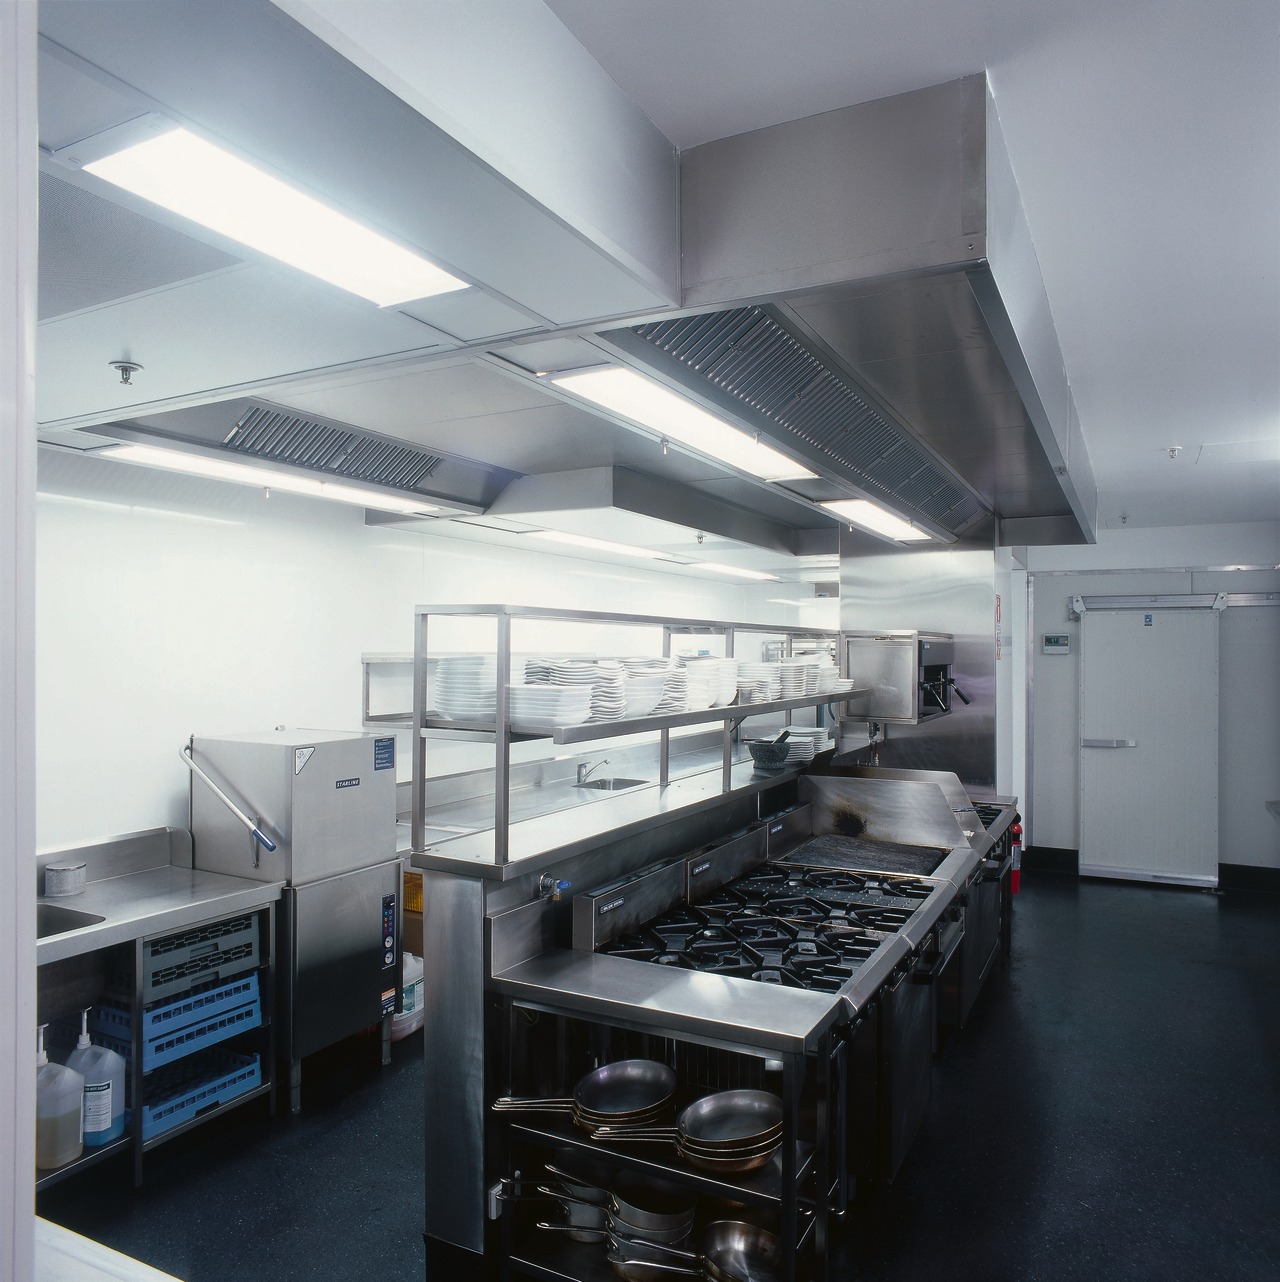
<box><xmin>65</xmin><ymin>1008</ymin><xmax>126</xmax><ymax>1146</ymax></box>
<box><xmin>36</xmin><ymin>1024</ymin><xmax>84</xmax><ymax>1170</ymax></box>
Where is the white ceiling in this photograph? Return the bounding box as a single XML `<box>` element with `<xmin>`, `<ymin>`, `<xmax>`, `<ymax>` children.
<box><xmin>33</xmin><ymin>0</ymin><xmax>1278</xmax><ymax>574</ymax></box>
<box><xmin>546</xmin><ymin>0</ymin><xmax>1280</xmax><ymax>530</ymax></box>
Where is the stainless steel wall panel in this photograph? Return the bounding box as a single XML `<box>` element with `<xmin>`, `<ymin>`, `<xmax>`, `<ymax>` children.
<box><xmin>422</xmin><ymin>872</ymin><xmax>489</xmax><ymax>1253</ymax></box>
<box><xmin>839</xmin><ymin>545</ymin><xmax>997</xmax><ymax>788</ymax></box>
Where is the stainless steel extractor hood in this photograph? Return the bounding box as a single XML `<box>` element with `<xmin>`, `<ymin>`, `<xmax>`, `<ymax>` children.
<box><xmin>595</xmin><ymin>75</ymin><xmax>1098</xmax><ymax>547</ymax></box>
<box><xmin>80</xmin><ymin>397</ymin><xmax>521</xmax><ymax>515</ymax></box>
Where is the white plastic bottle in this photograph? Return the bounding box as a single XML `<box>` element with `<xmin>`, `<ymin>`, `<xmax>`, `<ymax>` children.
<box><xmin>391</xmin><ymin>953</ymin><xmax>425</xmax><ymax>1042</ymax></box>
<box><xmin>36</xmin><ymin>1024</ymin><xmax>84</xmax><ymax>1170</ymax></box>
<box><xmin>65</xmin><ymin>1008</ymin><xmax>126</xmax><ymax>1146</ymax></box>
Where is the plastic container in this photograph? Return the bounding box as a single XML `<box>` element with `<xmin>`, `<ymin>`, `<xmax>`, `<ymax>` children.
<box><xmin>391</xmin><ymin>953</ymin><xmax>424</xmax><ymax>1042</ymax></box>
<box><xmin>36</xmin><ymin>1024</ymin><xmax>84</xmax><ymax>1170</ymax></box>
<box><xmin>65</xmin><ymin>1008</ymin><xmax>126</xmax><ymax>1146</ymax></box>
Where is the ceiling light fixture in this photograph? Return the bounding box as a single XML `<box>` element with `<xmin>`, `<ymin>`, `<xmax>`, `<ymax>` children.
<box><xmin>549</xmin><ymin>367</ymin><xmax>817</xmax><ymax>484</ymax></box>
<box><xmin>84</xmin><ymin>128</ymin><xmax>469</xmax><ymax>306</ymax></box>
<box><xmin>687</xmin><ymin>562</ymin><xmax>781</xmax><ymax>581</ymax></box>
<box><xmin>820</xmin><ymin>499</ymin><xmax>932</xmax><ymax>543</ymax></box>
<box><xmin>525</xmin><ymin>529</ymin><xmax>678</xmax><ymax>562</ymax></box>
<box><xmin>100</xmin><ymin>442</ymin><xmax>442</xmax><ymax>516</ymax></box>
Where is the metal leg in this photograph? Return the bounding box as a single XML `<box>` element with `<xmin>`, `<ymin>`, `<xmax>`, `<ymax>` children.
<box><xmin>381</xmin><ymin>1012</ymin><xmax>393</xmax><ymax>1066</ymax></box>
<box><xmin>289</xmin><ymin>1058</ymin><xmax>302</xmax><ymax>1115</ymax></box>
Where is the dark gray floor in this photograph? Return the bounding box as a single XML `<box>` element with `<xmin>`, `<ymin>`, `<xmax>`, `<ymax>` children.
<box><xmin>39</xmin><ymin>875</ymin><xmax>1280</xmax><ymax>1281</ymax></box>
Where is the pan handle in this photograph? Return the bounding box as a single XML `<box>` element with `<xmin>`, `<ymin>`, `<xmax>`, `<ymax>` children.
<box><xmin>606</xmin><ymin>1253</ymin><xmax>701</xmax><ymax>1278</ymax></box>
<box><xmin>490</xmin><ymin>1097</ymin><xmax>575</xmax><ymax>1111</ymax></box>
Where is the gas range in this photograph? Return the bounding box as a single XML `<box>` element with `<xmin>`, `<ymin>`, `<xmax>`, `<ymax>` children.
<box><xmin>597</xmin><ymin>862</ymin><xmax>941</xmax><ymax>993</ymax></box>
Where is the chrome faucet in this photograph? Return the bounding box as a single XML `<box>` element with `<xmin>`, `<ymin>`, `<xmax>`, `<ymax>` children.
<box><xmin>576</xmin><ymin>758</ymin><xmax>609</xmax><ymax>784</ymax></box>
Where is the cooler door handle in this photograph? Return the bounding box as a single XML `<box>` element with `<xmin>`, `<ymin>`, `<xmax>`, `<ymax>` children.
<box><xmin>1081</xmin><ymin>739</ymin><xmax>1137</xmax><ymax>748</ymax></box>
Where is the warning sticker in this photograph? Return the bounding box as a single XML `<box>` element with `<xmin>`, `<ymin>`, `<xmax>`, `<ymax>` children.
<box><xmin>294</xmin><ymin>747</ymin><xmax>315</xmax><ymax>775</ymax></box>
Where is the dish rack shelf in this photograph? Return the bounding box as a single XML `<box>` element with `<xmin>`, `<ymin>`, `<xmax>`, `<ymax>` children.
<box><xmin>408</xmin><ymin>605</ymin><xmax>858</xmax><ymax>863</ymax></box>
<box><xmin>35</xmin><ymin>904</ymin><xmax>275</xmax><ymax>1191</ymax></box>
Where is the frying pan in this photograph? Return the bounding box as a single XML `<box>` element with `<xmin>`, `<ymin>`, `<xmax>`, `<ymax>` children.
<box><xmin>609</xmin><ymin>1221</ymin><xmax>783</xmax><ymax>1282</ymax></box>
<box><xmin>491</xmin><ymin>1059</ymin><xmax>676</xmax><ymax>1122</ymax></box>
<box><xmin>534</xmin><ymin>1188</ymin><xmax>692</xmax><ymax>1245</ymax></box>
<box><xmin>542</xmin><ymin>1165</ymin><xmax>696</xmax><ymax>1237</ymax></box>
<box><xmin>593</xmin><ymin>1089</ymin><xmax>782</xmax><ymax>1149</ymax></box>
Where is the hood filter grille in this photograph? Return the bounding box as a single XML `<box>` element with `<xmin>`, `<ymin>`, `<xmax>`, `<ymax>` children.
<box><xmin>225</xmin><ymin>405</ymin><xmax>444</xmax><ymax>494</ymax></box>
<box><xmin>628</xmin><ymin>308</ymin><xmax>984</xmax><ymax>534</ymax></box>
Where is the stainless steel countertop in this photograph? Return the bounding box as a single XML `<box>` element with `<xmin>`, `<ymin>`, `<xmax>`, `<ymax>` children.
<box><xmin>37</xmin><ymin>866</ymin><xmax>282</xmax><ymax>964</ymax></box>
<box><xmin>410</xmin><ymin>757</ymin><xmax>811</xmax><ymax>881</ymax></box>
<box><xmin>491</xmin><ymin>947</ymin><xmax>846</xmax><ymax>1054</ymax></box>
<box><xmin>36</xmin><ymin>1219</ymin><xmax>184</xmax><ymax>1282</ymax></box>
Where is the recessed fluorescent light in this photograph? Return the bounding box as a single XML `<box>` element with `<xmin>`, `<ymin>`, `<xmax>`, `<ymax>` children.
<box><xmin>84</xmin><ymin>128</ymin><xmax>468</xmax><ymax>306</ymax></box>
<box><xmin>687</xmin><ymin>561</ymin><xmax>780</xmax><ymax>581</ymax></box>
<box><xmin>767</xmin><ymin>597</ymin><xmax>830</xmax><ymax>606</ymax></box>
<box><xmin>101</xmin><ymin>443</ymin><xmax>441</xmax><ymax>517</ymax></box>
<box><xmin>550</xmin><ymin>367</ymin><xmax>817</xmax><ymax>483</ymax></box>
<box><xmin>820</xmin><ymin>499</ymin><xmax>932</xmax><ymax>542</ymax></box>
<box><xmin>526</xmin><ymin>529</ymin><xmax>677</xmax><ymax>562</ymax></box>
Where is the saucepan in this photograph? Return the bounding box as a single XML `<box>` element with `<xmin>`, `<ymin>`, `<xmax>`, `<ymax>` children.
<box><xmin>606</xmin><ymin>1220</ymin><xmax>783</xmax><ymax>1282</ymax></box>
<box><xmin>542</xmin><ymin>1165</ymin><xmax>696</xmax><ymax>1241</ymax></box>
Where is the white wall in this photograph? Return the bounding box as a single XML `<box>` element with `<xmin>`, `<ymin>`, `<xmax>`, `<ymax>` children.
<box><xmin>35</xmin><ymin>448</ymin><xmax>802</xmax><ymax>850</ymax></box>
<box><xmin>1024</xmin><ymin>522</ymin><xmax>1280</xmax><ymax>869</ymax></box>
<box><xmin>2</xmin><ymin>4</ymin><xmax>38</xmax><ymax>1275</ymax></box>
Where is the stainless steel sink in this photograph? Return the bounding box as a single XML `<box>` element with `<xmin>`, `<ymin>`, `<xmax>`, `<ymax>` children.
<box><xmin>574</xmin><ymin>777</ymin><xmax>649</xmax><ymax>792</ymax></box>
<box><xmin>36</xmin><ymin>903</ymin><xmax>105</xmax><ymax>938</ymax></box>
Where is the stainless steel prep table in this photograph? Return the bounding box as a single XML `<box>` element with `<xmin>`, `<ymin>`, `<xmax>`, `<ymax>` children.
<box><xmin>36</xmin><ymin>827</ymin><xmax>282</xmax><ymax>966</ymax></box>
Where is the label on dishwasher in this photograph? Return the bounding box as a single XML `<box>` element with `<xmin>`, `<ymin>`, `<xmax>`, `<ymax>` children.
<box><xmin>373</xmin><ymin>737</ymin><xmax>395</xmax><ymax>770</ymax></box>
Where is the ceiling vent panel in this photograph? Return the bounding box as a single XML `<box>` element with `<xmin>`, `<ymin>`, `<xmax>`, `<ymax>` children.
<box><xmin>225</xmin><ymin>405</ymin><xmax>445</xmax><ymax>493</ymax></box>
<box><xmin>621</xmin><ymin>307</ymin><xmax>988</xmax><ymax>535</ymax></box>
<box><xmin>38</xmin><ymin>170</ymin><xmax>242</xmax><ymax>320</ymax></box>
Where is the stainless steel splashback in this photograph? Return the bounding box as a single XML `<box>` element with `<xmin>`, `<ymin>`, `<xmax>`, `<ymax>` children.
<box><xmin>839</xmin><ymin>541</ymin><xmax>996</xmax><ymax>788</ymax></box>
<box><xmin>798</xmin><ymin>774</ymin><xmax>967</xmax><ymax>852</ymax></box>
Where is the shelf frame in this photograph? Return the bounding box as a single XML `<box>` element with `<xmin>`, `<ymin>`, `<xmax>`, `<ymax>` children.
<box><xmin>409</xmin><ymin>605</ymin><xmax>850</xmax><ymax>864</ymax></box>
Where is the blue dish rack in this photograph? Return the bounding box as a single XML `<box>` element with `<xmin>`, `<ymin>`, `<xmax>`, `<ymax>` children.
<box><xmin>93</xmin><ymin>972</ymin><xmax>262</xmax><ymax>1071</ymax></box>
<box><xmin>139</xmin><ymin>1049</ymin><xmax>262</xmax><ymax>1140</ymax></box>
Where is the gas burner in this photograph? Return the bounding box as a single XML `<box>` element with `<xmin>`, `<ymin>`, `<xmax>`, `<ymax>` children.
<box><xmin>765</xmin><ymin>896</ymin><xmax>827</xmax><ymax>922</ymax></box>
<box><xmin>819</xmin><ymin>927</ymin><xmax>881</xmax><ymax>964</ymax></box>
<box><xmin>849</xmin><ymin>905</ymin><xmax>914</xmax><ymax>932</ymax></box>
<box><xmin>802</xmin><ymin>869</ymin><xmax>868</xmax><ymax>893</ymax></box>
<box><xmin>750</xmin><ymin>968</ymin><xmax>805</xmax><ymax>987</ymax></box>
<box><xmin>695</xmin><ymin>890</ymin><xmax>744</xmax><ymax>916</ymax></box>
<box><xmin>727</xmin><ymin>917</ymin><xmax>795</xmax><ymax>948</ymax></box>
<box><xmin>653</xmin><ymin>951</ymin><xmax>692</xmax><ymax>967</ymax></box>
<box><xmin>866</xmin><ymin>876</ymin><xmax>934</xmax><ymax>900</ymax></box>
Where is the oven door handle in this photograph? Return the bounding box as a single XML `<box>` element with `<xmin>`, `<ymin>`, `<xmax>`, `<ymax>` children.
<box><xmin>910</xmin><ymin>951</ymin><xmax>948</xmax><ymax>984</ymax></box>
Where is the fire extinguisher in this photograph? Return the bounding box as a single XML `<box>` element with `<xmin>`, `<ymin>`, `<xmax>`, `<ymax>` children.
<box><xmin>1010</xmin><ymin>814</ymin><xmax>1023</xmax><ymax>894</ymax></box>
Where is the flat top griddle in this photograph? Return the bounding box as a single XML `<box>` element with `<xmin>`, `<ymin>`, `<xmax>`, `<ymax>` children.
<box><xmin>779</xmin><ymin>833</ymin><xmax>949</xmax><ymax>876</ymax></box>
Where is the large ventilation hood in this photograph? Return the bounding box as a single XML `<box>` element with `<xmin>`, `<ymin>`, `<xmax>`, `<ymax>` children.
<box><xmin>595</xmin><ymin>75</ymin><xmax>1098</xmax><ymax>547</ymax></box>
<box><xmin>83</xmin><ymin>398</ymin><xmax>520</xmax><ymax>514</ymax></box>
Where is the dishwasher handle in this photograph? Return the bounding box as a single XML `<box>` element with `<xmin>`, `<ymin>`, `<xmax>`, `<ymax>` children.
<box><xmin>180</xmin><ymin>745</ymin><xmax>278</xmax><ymax>853</ymax></box>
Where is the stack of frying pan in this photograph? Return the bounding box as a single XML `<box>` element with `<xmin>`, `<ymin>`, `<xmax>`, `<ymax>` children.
<box><xmin>491</xmin><ymin>1059</ymin><xmax>677</xmax><ymax>1132</ymax></box>
<box><xmin>590</xmin><ymin>1088</ymin><xmax>783</xmax><ymax>1174</ymax></box>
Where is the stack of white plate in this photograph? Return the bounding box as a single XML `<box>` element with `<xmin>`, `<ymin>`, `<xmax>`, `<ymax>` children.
<box><xmin>683</xmin><ymin>661</ymin><xmax>719</xmax><ymax>710</ymax></box>
<box><xmin>812</xmin><ymin>665</ymin><xmax>842</xmax><ymax>694</ymax></box>
<box><xmin>623</xmin><ymin>674</ymin><xmax>666</xmax><ymax>718</ymax></box>
<box><xmin>782</xmin><ymin>726</ymin><xmax>832</xmax><ymax>764</ymax></box>
<box><xmin>523</xmin><ymin>657</ymin><xmax>554</xmax><ymax>684</ymax></box>
<box><xmin>779</xmin><ymin>663</ymin><xmax>810</xmax><ymax>699</ymax></box>
<box><xmin>508</xmin><ymin>684</ymin><xmax>593</xmax><ymax>733</ymax></box>
<box><xmin>588</xmin><ymin>661</ymin><xmax>626</xmax><ymax>722</ymax></box>
<box><xmin>714</xmin><ymin>658</ymin><xmax>739</xmax><ymax>705</ymax></box>
<box><xmin>435</xmin><ymin>656</ymin><xmax>498</xmax><ymax>721</ymax></box>
<box><xmin>738</xmin><ymin>662</ymin><xmax>782</xmax><ymax>702</ymax></box>
<box><xmin>737</xmin><ymin>677</ymin><xmax>772</xmax><ymax>704</ymax></box>
<box><xmin>652</xmin><ymin>662</ymin><xmax>688</xmax><ymax>714</ymax></box>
